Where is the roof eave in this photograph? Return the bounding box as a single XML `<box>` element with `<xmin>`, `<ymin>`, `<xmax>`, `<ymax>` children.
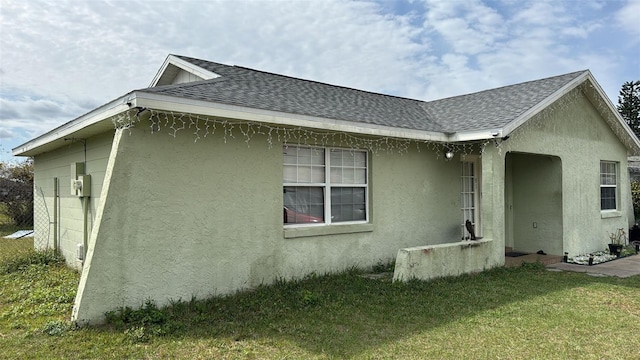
<box><xmin>131</xmin><ymin>91</ymin><xmax>450</xmax><ymax>142</ymax></box>
<box><xmin>13</xmin><ymin>91</ymin><xmax>453</xmax><ymax>157</ymax></box>
<box><xmin>12</xmin><ymin>94</ymin><xmax>133</xmax><ymax>157</ymax></box>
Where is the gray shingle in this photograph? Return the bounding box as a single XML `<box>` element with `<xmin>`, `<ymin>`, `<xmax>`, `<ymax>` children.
<box><xmin>141</xmin><ymin>55</ymin><xmax>586</xmax><ymax>134</ymax></box>
<box><xmin>422</xmin><ymin>71</ymin><xmax>587</xmax><ymax>132</ymax></box>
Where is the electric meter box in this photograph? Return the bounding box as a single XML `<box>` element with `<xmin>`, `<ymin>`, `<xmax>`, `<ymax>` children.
<box><xmin>70</xmin><ymin>162</ymin><xmax>90</xmax><ymax>197</ymax></box>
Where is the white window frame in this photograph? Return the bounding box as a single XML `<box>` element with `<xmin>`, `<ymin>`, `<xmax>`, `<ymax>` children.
<box><xmin>600</xmin><ymin>161</ymin><xmax>618</xmax><ymax>211</ymax></box>
<box><xmin>461</xmin><ymin>155</ymin><xmax>481</xmax><ymax>239</ymax></box>
<box><xmin>283</xmin><ymin>145</ymin><xmax>368</xmax><ymax>227</ymax></box>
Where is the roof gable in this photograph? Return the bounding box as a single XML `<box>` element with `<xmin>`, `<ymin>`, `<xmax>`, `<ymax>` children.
<box><xmin>150</xmin><ymin>54</ymin><xmax>221</xmax><ymax>87</ymax></box>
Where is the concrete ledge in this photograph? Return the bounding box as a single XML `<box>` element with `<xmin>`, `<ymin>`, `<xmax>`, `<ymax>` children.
<box><xmin>393</xmin><ymin>239</ymin><xmax>496</xmax><ymax>282</ymax></box>
<box><xmin>284</xmin><ymin>223</ymin><xmax>373</xmax><ymax>238</ymax></box>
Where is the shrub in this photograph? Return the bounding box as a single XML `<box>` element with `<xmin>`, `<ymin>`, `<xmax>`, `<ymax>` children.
<box><xmin>631</xmin><ymin>180</ymin><xmax>640</xmax><ymax>220</ymax></box>
<box><xmin>0</xmin><ymin>160</ymin><xmax>34</xmax><ymax>227</ymax></box>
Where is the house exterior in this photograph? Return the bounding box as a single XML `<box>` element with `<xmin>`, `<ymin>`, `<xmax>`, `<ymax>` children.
<box><xmin>13</xmin><ymin>55</ymin><xmax>640</xmax><ymax>325</ymax></box>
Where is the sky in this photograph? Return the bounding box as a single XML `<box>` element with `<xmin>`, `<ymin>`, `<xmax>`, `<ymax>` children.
<box><xmin>1</xmin><ymin>0</ymin><xmax>639</xmax><ymax>163</ymax></box>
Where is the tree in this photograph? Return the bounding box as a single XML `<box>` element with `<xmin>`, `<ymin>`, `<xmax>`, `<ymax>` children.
<box><xmin>617</xmin><ymin>80</ymin><xmax>640</xmax><ymax>139</ymax></box>
<box><xmin>0</xmin><ymin>159</ymin><xmax>34</xmax><ymax>226</ymax></box>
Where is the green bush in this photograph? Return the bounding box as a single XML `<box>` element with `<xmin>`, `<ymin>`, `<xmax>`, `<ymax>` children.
<box><xmin>0</xmin><ymin>160</ymin><xmax>34</xmax><ymax>227</ymax></box>
<box><xmin>105</xmin><ymin>299</ymin><xmax>167</xmax><ymax>328</ymax></box>
<box><xmin>631</xmin><ymin>180</ymin><xmax>640</xmax><ymax>220</ymax></box>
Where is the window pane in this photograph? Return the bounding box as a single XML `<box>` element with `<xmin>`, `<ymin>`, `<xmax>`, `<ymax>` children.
<box><xmin>311</xmin><ymin>149</ymin><xmax>325</xmax><ymax>165</ymax></box>
<box><xmin>330</xmin><ymin>149</ymin><xmax>343</xmax><ymax>166</ymax></box>
<box><xmin>462</xmin><ymin>178</ymin><xmax>474</xmax><ymax>192</ymax></box>
<box><xmin>601</xmin><ymin>187</ymin><xmax>616</xmax><ymax>210</ymax></box>
<box><xmin>354</xmin><ymin>152</ymin><xmax>366</xmax><ymax>167</ymax></box>
<box><xmin>311</xmin><ymin>166</ymin><xmax>325</xmax><ymax>183</ymax></box>
<box><xmin>462</xmin><ymin>193</ymin><xmax>474</xmax><ymax>207</ymax></box>
<box><xmin>331</xmin><ymin>187</ymin><xmax>366</xmax><ymax>222</ymax></box>
<box><xmin>342</xmin><ymin>168</ymin><xmax>355</xmax><ymax>184</ymax></box>
<box><xmin>283</xmin><ymin>165</ymin><xmax>297</xmax><ymax>182</ymax></box>
<box><xmin>284</xmin><ymin>187</ymin><xmax>324</xmax><ymax>224</ymax></box>
<box><xmin>283</xmin><ymin>153</ymin><xmax>297</xmax><ymax>165</ymax></box>
<box><xmin>330</xmin><ymin>168</ymin><xmax>342</xmax><ymax>183</ymax></box>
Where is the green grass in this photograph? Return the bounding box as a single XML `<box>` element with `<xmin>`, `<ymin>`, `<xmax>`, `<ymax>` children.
<box><xmin>1</xmin><ymin>250</ymin><xmax>639</xmax><ymax>360</ymax></box>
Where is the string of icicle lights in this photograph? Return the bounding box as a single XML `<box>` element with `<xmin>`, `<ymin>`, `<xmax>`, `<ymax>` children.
<box><xmin>111</xmin><ymin>108</ymin><xmax>488</xmax><ymax>158</ymax></box>
<box><xmin>111</xmin><ymin>82</ymin><xmax>637</xmax><ymax>158</ymax></box>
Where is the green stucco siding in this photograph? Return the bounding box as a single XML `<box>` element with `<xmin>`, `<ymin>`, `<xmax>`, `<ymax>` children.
<box><xmin>72</xmin><ymin>124</ymin><xmax>466</xmax><ymax>324</ymax></box>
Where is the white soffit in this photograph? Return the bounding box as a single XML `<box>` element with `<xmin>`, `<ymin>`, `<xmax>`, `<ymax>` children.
<box><xmin>12</xmin><ymin>94</ymin><xmax>132</xmax><ymax>156</ymax></box>
<box><xmin>149</xmin><ymin>55</ymin><xmax>220</xmax><ymax>88</ymax></box>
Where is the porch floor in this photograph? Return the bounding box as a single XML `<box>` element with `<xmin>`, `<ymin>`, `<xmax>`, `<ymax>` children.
<box><xmin>504</xmin><ymin>252</ymin><xmax>563</xmax><ymax>267</ymax></box>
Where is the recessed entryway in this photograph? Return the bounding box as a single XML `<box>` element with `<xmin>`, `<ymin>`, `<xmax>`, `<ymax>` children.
<box><xmin>505</xmin><ymin>152</ymin><xmax>563</xmax><ymax>257</ymax></box>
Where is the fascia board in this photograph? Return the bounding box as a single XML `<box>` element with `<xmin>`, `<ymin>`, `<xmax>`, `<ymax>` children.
<box><xmin>130</xmin><ymin>92</ymin><xmax>450</xmax><ymax>143</ymax></box>
<box><xmin>502</xmin><ymin>71</ymin><xmax>590</xmax><ymax>137</ymax></box>
<box><xmin>149</xmin><ymin>55</ymin><xmax>219</xmax><ymax>88</ymax></box>
<box><xmin>446</xmin><ymin>129</ymin><xmax>504</xmax><ymax>142</ymax></box>
<box><xmin>12</xmin><ymin>94</ymin><xmax>133</xmax><ymax>156</ymax></box>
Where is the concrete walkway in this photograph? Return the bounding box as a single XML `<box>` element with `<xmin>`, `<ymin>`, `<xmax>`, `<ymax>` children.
<box><xmin>547</xmin><ymin>254</ymin><xmax>640</xmax><ymax>278</ymax></box>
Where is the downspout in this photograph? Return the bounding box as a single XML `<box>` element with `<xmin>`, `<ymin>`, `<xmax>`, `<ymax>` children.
<box><xmin>53</xmin><ymin>178</ymin><xmax>58</xmax><ymax>252</ymax></box>
<box><xmin>83</xmin><ymin>196</ymin><xmax>89</xmax><ymax>261</ymax></box>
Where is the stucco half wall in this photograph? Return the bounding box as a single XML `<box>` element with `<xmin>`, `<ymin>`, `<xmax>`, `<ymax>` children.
<box><xmin>393</xmin><ymin>239</ymin><xmax>496</xmax><ymax>281</ymax></box>
<box><xmin>71</xmin><ymin>123</ymin><xmax>473</xmax><ymax>324</ymax></box>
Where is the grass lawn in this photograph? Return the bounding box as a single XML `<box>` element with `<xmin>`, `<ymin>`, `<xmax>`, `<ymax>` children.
<box><xmin>1</xmin><ymin>243</ymin><xmax>639</xmax><ymax>360</ymax></box>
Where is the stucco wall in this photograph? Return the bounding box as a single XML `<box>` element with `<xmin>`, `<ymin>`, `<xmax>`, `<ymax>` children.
<box><xmin>502</xmin><ymin>88</ymin><xmax>632</xmax><ymax>256</ymax></box>
<box><xmin>33</xmin><ymin>132</ymin><xmax>113</xmax><ymax>268</ymax></box>
<box><xmin>72</xmin><ymin>124</ymin><xmax>469</xmax><ymax>324</ymax></box>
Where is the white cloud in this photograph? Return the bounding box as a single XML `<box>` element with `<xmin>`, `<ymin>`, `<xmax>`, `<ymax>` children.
<box><xmin>0</xmin><ymin>128</ymin><xmax>14</xmax><ymax>139</ymax></box>
<box><xmin>615</xmin><ymin>0</ymin><xmax>640</xmax><ymax>42</ymax></box>
<box><xmin>422</xmin><ymin>0</ymin><xmax>506</xmax><ymax>55</ymax></box>
<box><xmin>510</xmin><ymin>1</ymin><xmax>570</xmax><ymax>26</ymax></box>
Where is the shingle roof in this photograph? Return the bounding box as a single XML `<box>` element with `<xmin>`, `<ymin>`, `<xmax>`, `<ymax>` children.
<box><xmin>141</xmin><ymin>55</ymin><xmax>587</xmax><ymax>134</ymax></box>
<box><xmin>422</xmin><ymin>71</ymin><xmax>587</xmax><ymax>132</ymax></box>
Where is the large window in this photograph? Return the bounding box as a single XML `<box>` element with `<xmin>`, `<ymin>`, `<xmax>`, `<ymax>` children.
<box><xmin>283</xmin><ymin>146</ymin><xmax>367</xmax><ymax>225</ymax></box>
<box><xmin>600</xmin><ymin>161</ymin><xmax>618</xmax><ymax>211</ymax></box>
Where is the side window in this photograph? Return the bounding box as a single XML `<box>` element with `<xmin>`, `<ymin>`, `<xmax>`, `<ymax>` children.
<box><xmin>600</xmin><ymin>161</ymin><xmax>618</xmax><ymax>211</ymax></box>
<box><xmin>461</xmin><ymin>155</ymin><xmax>481</xmax><ymax>239</ymax></box>
<box><xmin>283</xmin><ymin>146</ymin><xmax>368</xmax><ymax>225</ymax></box>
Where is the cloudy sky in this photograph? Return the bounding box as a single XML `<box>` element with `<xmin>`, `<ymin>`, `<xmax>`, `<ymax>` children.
<box><xmin>1</xmin><ymin>0</ymin><xmax>639</xmax><ymax>163</ymax></box>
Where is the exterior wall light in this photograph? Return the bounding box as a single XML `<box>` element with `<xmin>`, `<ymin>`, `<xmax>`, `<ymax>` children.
<box><xmin>445</xmin><ymin>150</ymin><xmax>454</xmax><ymax>160</ymax></box>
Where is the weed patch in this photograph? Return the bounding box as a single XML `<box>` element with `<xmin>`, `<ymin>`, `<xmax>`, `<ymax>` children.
<box><xmin>0</xmin><ymin>248</ymin><xmax>65</xmax><ymax>274</ymax></box>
